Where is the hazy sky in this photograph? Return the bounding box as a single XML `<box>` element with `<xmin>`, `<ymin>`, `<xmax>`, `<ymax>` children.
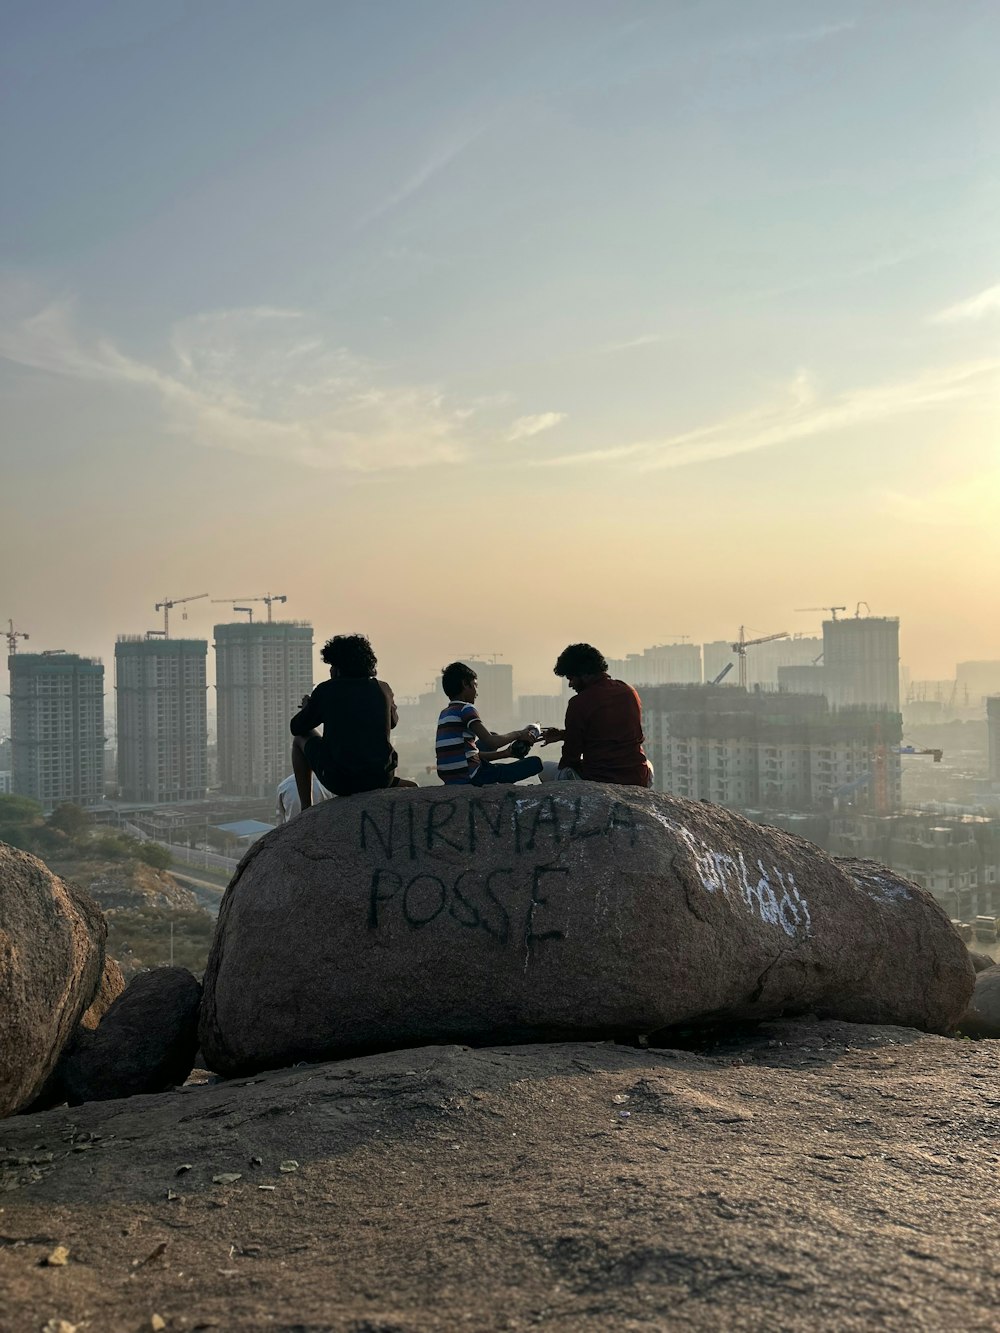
<box><xmin>2</xmin><ymin>0</ymin><xmax>997</xmax><ymax>699</ymax></box>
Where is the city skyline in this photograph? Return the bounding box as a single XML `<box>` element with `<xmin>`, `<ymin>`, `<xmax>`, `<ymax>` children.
<box><xmin>2</xmin><ymin>2</ymin><xmax>998</xmax><ymax>696</ymax></box>
<box><xmin>2</xmin><ymin>607</ymin><xmax>1000</xmax><ymax>715</ymax></box>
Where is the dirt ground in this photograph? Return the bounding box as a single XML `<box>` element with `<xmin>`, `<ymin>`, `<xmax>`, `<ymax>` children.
<box><xmin>1</xmin><ymin>1020</ymin><xmax>997</xmax><ymax>1332</ymax></box>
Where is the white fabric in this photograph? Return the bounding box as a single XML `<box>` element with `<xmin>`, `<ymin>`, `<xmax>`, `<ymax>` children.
<box><xmin>276</xmin><ymin>773</ymin><xmax>333</xmax><ymax>822</ymax></box>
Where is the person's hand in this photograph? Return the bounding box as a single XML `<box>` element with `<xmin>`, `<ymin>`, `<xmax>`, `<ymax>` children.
<box><xmin>540</xmin><ymin>727</ymin><xmax>563</xmax><ymax>746</ymax></box>
<box><xmin>299</xmin><ymin>694</ymin><xmax>311</xmax><ymax>710</ymax></box>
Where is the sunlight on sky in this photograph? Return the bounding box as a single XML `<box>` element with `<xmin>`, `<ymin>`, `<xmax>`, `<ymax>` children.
<box><xmin>1</xmin><ymin>0</ymin><xmax>997</xmax><ymax>694</ymax></box>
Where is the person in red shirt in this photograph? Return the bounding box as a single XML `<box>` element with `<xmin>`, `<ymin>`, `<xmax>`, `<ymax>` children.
<box><xmin>541</xmin><ymin>642</ymin><xmax>652</xmax><ymax>787</ymax></box>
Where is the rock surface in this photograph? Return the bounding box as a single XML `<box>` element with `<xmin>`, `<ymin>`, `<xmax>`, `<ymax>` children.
<box><xmin>0</xmin><ymin>1021</ymin><xmax>996</xmax><ymax>1332</ymax></box>
<box><xmin>60</xmin><ymin>967</ymin><xmax>202</xmax><ymax>1105</ymax></box>
<box><xmin>200</xmin><ymin>786</ymin><xmax>973</xmax><ymax>1076</ymax></box>
<box><xmin>957</xmin><ymin>963</ymin><xmax>1000</xmax><ymax>1038</ymax></box>
<box><xmin>969</xmin><ymin>950</ymin><xmax>995</xmax><ymax>973</ymax></box>
<box><xmin>78</xmin><ymin>955</ymin><xmax>126</xmax><ymax>1031</ymax></box>
<box><xmin>0</xmin><ymin>841</ymin><xmax>107</xmax><ymax>1117</ymax></box>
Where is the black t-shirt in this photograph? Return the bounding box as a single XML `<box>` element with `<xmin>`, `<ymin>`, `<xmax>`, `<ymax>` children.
<box><xmin>290</xmin><ymin>677</ymin><xmax>397</xmax><ymax>778</ymax></box>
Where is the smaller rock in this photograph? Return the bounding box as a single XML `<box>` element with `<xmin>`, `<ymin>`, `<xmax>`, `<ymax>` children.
<box><xmin>212</xmin><ymin>1173</ymin><xmax>242</xmax><ymax>1185</ymax></box>
<box><xmin>150</xmin><ymin>1316</ymin><xmax>167</xmax><ymax>1331</ymax></box>
<box><xmin>968</xmin><ymin>951</ymin><xmax>995</xmax><ymax>974</ymax></box>
<box><xmin>60</xmin><ymin>968</ymin><xmax>201</xmax><ymax>1105</ymax></box>
<box><xmin>957</xmin><ymin>965</ymin><xmax>1000</xmax><ymax>1039</ymax></box>
<box><xmin>43</xmin><ymin>1245</ymin><xmax>70</xmax><ymax>1267</ymax></box>
<box><xmin>42</xmin><ymin>1321</ymin><xmax>77</xmax><ymax>1333</ymax></box>
<box><xmin>278</xmin><ymin>1159</ymin><xmax>298</xmax><ymax>1172</ymax></box>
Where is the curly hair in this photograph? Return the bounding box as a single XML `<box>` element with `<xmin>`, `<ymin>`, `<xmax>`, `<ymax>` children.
<box><xmin>441</xmin><ymin>661</ymin><xmax>476</xmax><ymax>699</ymax></box>
<box><xmin>553</xmin><ymin>642</ymin><xmax>608</xmax><ymax>679</ymax></box>
<box><xmin>321</xmin><ymin>634</ymin><xmax>378</xmax><ymax>678</ymax></box>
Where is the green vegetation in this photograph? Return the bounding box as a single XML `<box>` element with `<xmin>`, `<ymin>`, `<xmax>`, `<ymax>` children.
<box><xmin>0</xmin><ymin>797</ymin><xmax>173</xmax><ymax>868</ymax></box>
<box><xmin>0</xmin><ymin>795</ymin><xmax>216</xmax><ymax>972</ymax></box>
<box><xmin>105</xmin><ymin>905</ymin><xmax>215</xmax><ymax>975</ymax></box>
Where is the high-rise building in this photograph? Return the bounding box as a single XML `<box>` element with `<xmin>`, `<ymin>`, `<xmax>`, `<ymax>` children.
<box><xmin>640</xmin><ymin>683</ymin><xmax>902</xmax><ymax>814</ymax></box>
<box><xmin>608</xmin><ymin>643</ymin><xmax>701</xmax><ymax>686</ymax></box>
<box><xmin>9</xmin><ymin>651</ymin><xmax>105</xmax><ymax>810</ymax></box>
<box><xmin>214</xmin><ymin>621</ymin><xmax>314</xmax><ymax>797</ymax></box>
<box><xmin>821</xmin><ymin>615</ymin><xmax>900</xmax><ymax>711</ymax></box>
<box><xmin>115</xmin><ymin>637</ymin><xmax>208</xmax><ymax>803</ymax></box>
<box><xmin>988</xmin><ymin>696</ymin><xmax>1000</xmax><ymax>784</ymax></box>
<box><xmin>465</xmin><ymin>660</ymin><xmax>514</xmax><ymax>730</ymax></box>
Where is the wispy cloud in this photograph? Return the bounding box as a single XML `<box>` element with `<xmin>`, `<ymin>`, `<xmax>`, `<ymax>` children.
<box><xmin>356</xmin><ymin>122</ymin><xmax>490</xmax><ymax>228</ymax></box>
<box><xmin>929</xmin><ymin>282</ymin><xmax>1000</xmax><ymax>324</ymax></box>
<box><xmin>0</xmin><ymin>292</ymin><xmax>472</xmax><ymax>472</ymax></box>
<box><xmin>601</xmin><ymin>333</ymin><xmax>663</xmax><ymax>353</ymax></box>
<box><xmin>507</xmin><ymin>411</ymin><xmax>567</xmax><ymax>442</ymax></box>
<box><xmin>735</xmin><ymin>21</ymin><xmax>857</xmax><ymax>54</ymax></box>
<box><xmin>531</xmin><ymin>360</ymin><xmax>1000</xmax><ymax>472</ymax></box>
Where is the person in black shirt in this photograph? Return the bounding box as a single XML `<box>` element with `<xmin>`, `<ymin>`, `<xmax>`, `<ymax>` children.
<box><xmin>290</xmin><ymin>634</ymin><xmax>416</xmax><ymax>807</ymax></box>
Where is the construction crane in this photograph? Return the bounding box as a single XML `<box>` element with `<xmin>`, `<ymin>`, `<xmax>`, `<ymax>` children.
<box><xmin>210</xmin><ymin>593</ymin><xmax>288</xmax><ymax>623</ymax></box>
<box><xmin>5</xmin><ymin>619</ymin><xmax>29</xmax><ymax>657</ymax></box>
<box><xmin>795</xmin><ymin>605</ymin><xmax>846</xmax><ymax>620</ymax></box>
<box><xmin>831</xmin><ymin>746</ymin><xmax>944</xmax><ymax>813</ymax></box>
<box><xmin>896</xmin><ymin>745</ymin><xmax>943</xmax><ymax>763</ymax></box>
<box><xmin>709</xmin><ymin>662</ymin><xmax>733</xmax><ymax>686</ymax></box>
<box><xmin>730</xmin><ymin>627</ymin><xmax>789</xmax><ymax>689</ymax></box>
<box><xmin>152</xmin><ymin>593</ymin><xmax>208</xmax><ymax>639</ymax></box>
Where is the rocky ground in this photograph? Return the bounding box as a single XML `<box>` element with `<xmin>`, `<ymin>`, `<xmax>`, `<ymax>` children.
<box><xmin>1</xmin><ymin>1020</ymin><xmax>997</xmax><ymax>1333</ymax></box>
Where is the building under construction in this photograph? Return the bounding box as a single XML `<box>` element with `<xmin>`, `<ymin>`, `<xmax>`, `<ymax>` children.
<box><xmin>640</xmin><ymin>683</ymin><xmax>903</xmax><ymax>814</ymax></box>
<box><xmin>214</xmin><ymin>620</ymin><xmax>314</xmax><ymax>798</ymax></box>
<box><xmin>9</xmin><ymin>650</ymin><xmax>105</xmax><ymax>811</ymax></box>
<box><xmin>115</xmin><ymin>637</ymin><xmax>208</xmax><ymax>803</ymax></box>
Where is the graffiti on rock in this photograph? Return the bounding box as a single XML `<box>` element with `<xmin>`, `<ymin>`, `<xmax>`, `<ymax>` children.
<box><xmin>650</xmin><ymin>812</ymin><xmax>812</xmax><ymax>939</ymax></box>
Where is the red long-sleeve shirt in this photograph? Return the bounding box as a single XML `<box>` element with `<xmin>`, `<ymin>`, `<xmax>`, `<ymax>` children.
<box><xmin>560</xmin><ymin>676</ymin><xmax>648</xmax><ymax>785</ymax></box>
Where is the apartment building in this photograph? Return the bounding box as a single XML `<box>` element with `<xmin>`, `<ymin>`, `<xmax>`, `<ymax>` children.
<box><xmin>829</xmin><ymin>812</ymin><xmax>1000</xmax><ymax>922</ymax></box>
<box><xmin>9</xmin><ymin>651</ymin><xmax>105</xmax><ymax>810</ymax></box>
<box><xmin>215</xmin><ymin>621</ymin><xmax>314</xmax><ymax>797</ymax></box>
<box><xmin>115</xmin><ymin>637</ymin><xmax>207</xmax><ymax>803</ymax></box>
<box><xmin>640</xmin><ymin>684</ymin><xmax>902</xmax><ymax>813</ymax></box>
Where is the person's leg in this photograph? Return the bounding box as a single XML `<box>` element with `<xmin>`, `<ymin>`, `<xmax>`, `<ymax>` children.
<box><xmin>555</xmin><ymin>766</ymin><xmax>582</xmax><ymax>781</ymax></box>
<box><xmin>391</xmin><ymin>776</ymin><xmax>418</xmax><ymax>789</ymax></box>
<box><xmin>291</xmin><ymin>735</ymin><xmax>317</xmax><ymax>810</ymax></box>
<box><xmin>472</xmin><ymin>756</ymin><xmax>543</xmax><ymax>786</ymax></box>
<box><xmin>539</xmin><ymin>760</ymin><xmax>560</xmax><ymax>782</ymax></box>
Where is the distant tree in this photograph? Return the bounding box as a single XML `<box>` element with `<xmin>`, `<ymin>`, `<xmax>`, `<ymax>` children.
<box><xmin>48</xmin><ymin>803</ymin><xmax>89</xmax><ymax>840</ymax></box>
<box><xmin>137</xmin><ymin>842</ymin><xmax>172</xmax><ymax>870</ymax></box>
<box><xmin>0</xmin><ymin>793</ymin><xmax>43</xmax><ymax>832</ymax></box>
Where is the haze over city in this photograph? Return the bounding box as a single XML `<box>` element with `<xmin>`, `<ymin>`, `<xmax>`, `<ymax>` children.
<box><xmin>2</xmin><ymin>0</ymin><xmax>998</xmax><ymax>696</ymax></box>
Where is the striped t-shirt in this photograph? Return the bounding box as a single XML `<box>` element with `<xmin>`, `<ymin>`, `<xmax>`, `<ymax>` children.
<box><xmin>436</xmin><ymin>700</ymin><xmax>481</xmax><ymax>783</ymax></box>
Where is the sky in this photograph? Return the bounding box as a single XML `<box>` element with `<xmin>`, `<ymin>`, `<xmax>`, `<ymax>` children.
<box><xmin>1</xmin><ymin>0</ymin><xmax>998</xmax><ymax>701</ymax></box>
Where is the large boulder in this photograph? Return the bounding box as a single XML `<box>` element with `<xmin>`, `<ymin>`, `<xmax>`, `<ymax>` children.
<box><xmin>60</xmin><ymin>966</ymin><xmax>202</xmax><ymax>1104</ymax></box>
<box><xmin>0</xmin><ymin>841</ymin><xmax>107</xmax><ymax>1116</ymax></box>
<box><xmin>200</xmin><ymin>786</ymin><xmax>974</xmax><ymax>1076</ymax></box>
<box><xmin>957</xmin><ymin>965</ymin><xmax>1000</xmax><ymax>1039</ymax></box>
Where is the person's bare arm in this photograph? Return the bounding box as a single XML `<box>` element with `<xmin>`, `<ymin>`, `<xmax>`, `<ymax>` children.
<box><xmin>478</xmin><ymin>744</ymin><xmax>515</xmax><ymax>762</ymax></box>
<box><xmin>290</xmin><ymin>689</ymin><xmax>320</xmax><ymax>736</ymax></box>
<box><xmin>378</xmin><ymin>680</ymin><xmax>399</xmax><ymax>730</ymax></box>
<box><xmin>469</xmin><ymin>718</ymin><xmax>532</xmax><ymax>751</ymax></box>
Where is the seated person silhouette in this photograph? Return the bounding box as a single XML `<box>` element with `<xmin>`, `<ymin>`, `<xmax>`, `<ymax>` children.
<box><xmin>290</xmin><ymin>633</ymin><xmax>416</xmax><ymax>807</ymax></box>
<box><xmin>541</xmin><ymin>642</ymin><xmax>653</xmax><ymax>786</ymax></box>
<box><xmin>435</xmin><ymin>661</ymin><xmax>550</xmax><ymax>786</ymax></box>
